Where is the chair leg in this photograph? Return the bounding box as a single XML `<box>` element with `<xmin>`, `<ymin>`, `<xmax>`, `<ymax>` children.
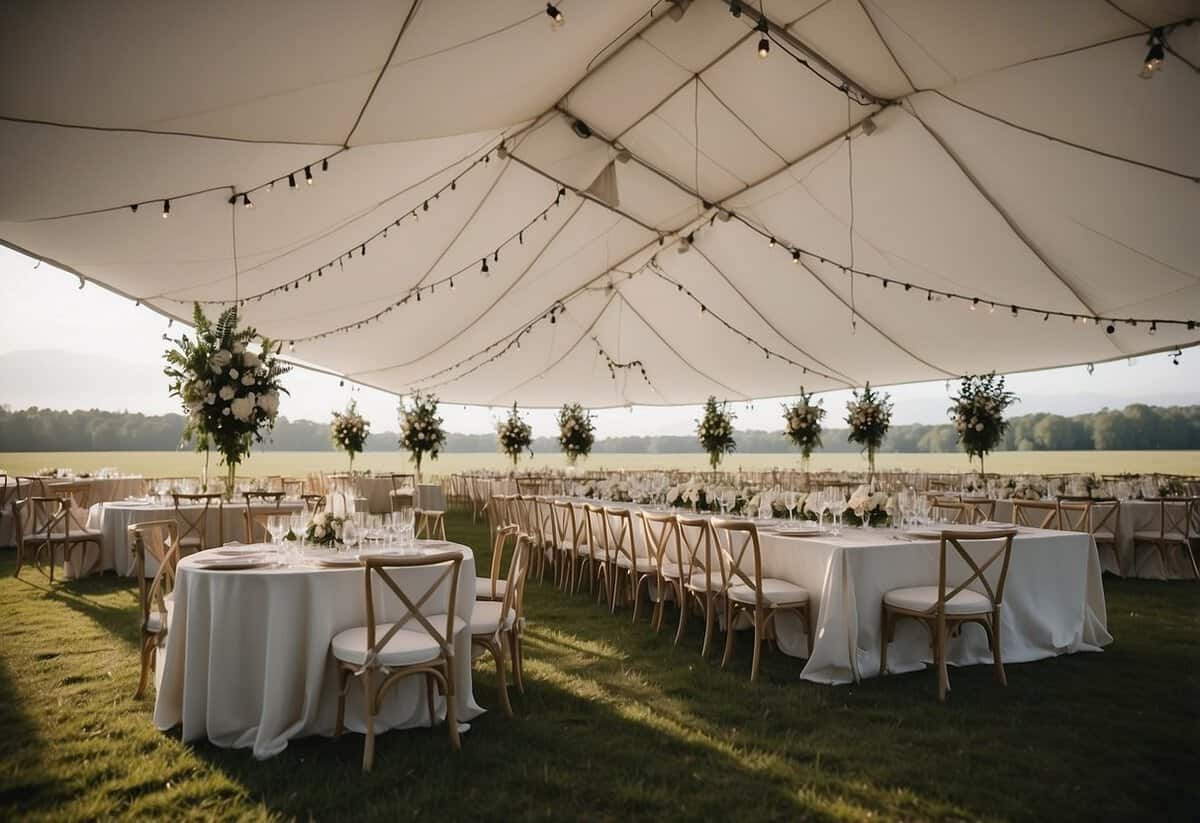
<box><xmin>935</xmin><ymin>617</ymin><xmax>949</xmax><ymax>703</ymax></box>
<box><xmin>750</xmin><ymin>612</ymin><xmax>763</xmax><ymax>682</ymax></box>
<box><xmin>424</xmin><ymin>672</ymin><xmax>436</xmax><ymax>725</ymax></box>
<box><xmin>135</xmin><ymin>636</ymin><xmax>152</xmax><ymax>699</ymax></box>
<box><xmin>721</xmin><ymin>600</ymin><xmax>736</xmax><ymax>669</ymax></box>
<box><xmin>701</xmin><ymin>592</ymin><xmax>714</xmax><ymax>657</ymax></box>
<box><xmin>335</xmin><ymin>669</ymin><xmax>348</xmax><ymax>736</ymax></box>
<box><xmin>514</xmin><ymin>634</ymin><xmax>525</xmax><ymax>694</ymax></box>
<box><xmin>445</xmin><ymin>661</ymin><xmax>461</xmax><ymax>751</ymax></box>
<box><xmin>803</xmin><ymin>601</ymin><xmax>814</xmax><ymax>658</ymax></box>
<box><xmin>631</xmin><ymin>575</ymin><xmax>644</xmax><ymax>624</ymax></box>
<box><xmin>879</xmin><ymin>606</ymin><xmax>890</xmax><ymax>675</ymax></box>
<box><xmin>493</xmin><ymin>638</ymin><xmax>513</xmax><ymax>718</ymax></box>
<box><xmin>991</xmin><ymin>610</ymin><xmax>1007</xmax><ymax>686</ymax></box>
<box><xmin>674</xmin><ymin>585</ymin><xmax>688</xmax><ymax>646</ymax></box>
<box><xmin>362</xmin><ymin>669</ymin><xmax>376</xmax><ymax>771</ymax></box>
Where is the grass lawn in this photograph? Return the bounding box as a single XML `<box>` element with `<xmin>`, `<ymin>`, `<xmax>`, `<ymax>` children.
<box><xmin>1</xmin><ymin>511</ymin><xmax>1196</xmax><ymax>821</ymax></box>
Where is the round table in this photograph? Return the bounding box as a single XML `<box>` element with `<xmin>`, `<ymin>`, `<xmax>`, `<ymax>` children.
<box><xmin>152</xmin><ymin>541</ymin><xmax>482</xmax><ymax>759</ymax></box>
<box><xmin>85</xmin><ymin>499</ymin><xmax>305</xmax><ymax>577</ymax></box>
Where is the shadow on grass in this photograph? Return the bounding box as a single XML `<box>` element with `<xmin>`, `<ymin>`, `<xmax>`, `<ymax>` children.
<box><xmin>0</xmin><ymin>654</ymin><xmax>53</xmax><ymax>810</ymax></box>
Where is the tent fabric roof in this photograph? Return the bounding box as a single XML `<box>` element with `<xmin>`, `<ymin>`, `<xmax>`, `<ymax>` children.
<box><xmin>2</xmin><ymin>0</ymin><xmax>1197</xmax><ymax>407</ymax></box>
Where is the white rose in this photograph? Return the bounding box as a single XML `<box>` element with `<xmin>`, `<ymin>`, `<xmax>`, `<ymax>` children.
<box><xmin>313</xmin><ymin>525</ymin><xmax>326</xmax><ymax>539</ymax></box>
<box><xmin>242</xmin><ymin>351</ymin><xmax>260</xmax><ymax>368</ymax></box>
<box><xmin>219</xmin><ymin>385</ymin><xmax>236</xmax><ymax>401</ymax></box>
<box><xmin>241</xmin><ymin>373</ymin><xmax>255</xmax><ymax>386</ymax></box>
<box><xmin>222</xmin><ymin>407</ymin><xmax>231</xmax><ymax>415</ymax></box>
<box><xmin>257</xmin><ymin>392</ymin><xmax>280</xmax><ymax>416</ymax></box>
<box><xmin>228</xmin><ymin>368</ymin><xmax>239</xmax><ymax>380</ymax></box>
<box><xmin>230</xmin><ymin>396</ymin><xmax>254</xmax><ymax>421</ymax></box>
<box><xmin>975</xmin><ymin>423</ymin><xmax>984</xmax><ymax>432</ymax></box>
<box><xmin>210</xmin><ymin>350</ymin><xmax>232</xmax><ymax>372</ymax></box>
<box><xmin>205</xmin><ymin>392</ymin><xmax>216</xmax><ymax>405</ymax></box>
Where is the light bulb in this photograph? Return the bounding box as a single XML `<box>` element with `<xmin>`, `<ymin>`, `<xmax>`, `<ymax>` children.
<box><xmin>305</xmin><ymin>166</ymin><xmax>313</xmax><ymax>185</ymax></box>
<box><xmin>546</xmin><ymin>3</ymin><xmax>563</xmax><ymax>27</ymax></box>
<box><xmin>758</xmin><ymin>37</ymin><xmax>769</xmax><ymax>58</ymax></box>
<box><xmin>162</xmin><ymin>199</ymin><xmax>170</xmax><ymax>218</ymax></box>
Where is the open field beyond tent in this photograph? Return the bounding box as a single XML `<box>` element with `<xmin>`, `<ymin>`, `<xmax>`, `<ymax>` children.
<box><xmin>2</xmin><ymin>450</ymin><xmax>1198</xmax><ymax>479</ymax></box>
<box><xmin>1</xmin><ymin>511</ymin><xmax>1197</xmax><ymax>821</ymax></box>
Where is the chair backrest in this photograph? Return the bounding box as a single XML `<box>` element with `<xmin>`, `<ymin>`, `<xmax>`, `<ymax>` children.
<box><xmin>931</xmin><ymin>498</ymin><xmax>969</xmax><ymax>525</ymax></box>
<box><xmin>496</xmin><ymin>535</ymin><xmax>532</xmax><ymax>630</ymax></box>
<box><xmin>484</xmin><ymin>494</ymin><xmax>509</xmax><ymax>539</ymax></box>
<box><xmin>281</xmin><ymin>477</ymin><xmax>305</xmax><ymax>497</ymax></box>
<box><xmin>15</xmin><ymin>476</ymin><xmax>48</xmax><ymax>498</ymax></box>
<box><xmin>1011</xmin><ymin>499</ymin><xmax>1060</xmax><ymax>530</ymax></box>
<box><xmin>677</xmin><ymin>516</ymin><xmax>725</xmax><ymax>590</ymax></box>
<box><xmin>935</xmin><ymin>529</ymin><xmax>1017</xmax><ymax>615</ymax></box>
<box><xmin>640</xmin><ymin>510</ymin><xmax>683</xmax><ymax>577</ymax></box>
<box><xmin>129</xmin><ymin>520</ymin><xmax>179</xmax><ymax>632</ymax></box>
<box><xmin>483</xmin><ymin>524</ymin><xmax>519</xmax><ymax>600</ymax></box>
<box><xmin>301</xmin><ymin>494</ymin><xmax>326</xmax><ymax>514</ymax></box>
<box><xmin>550</xmin><ymin>499</ymin><xmax>575</xmax><ymax>549</ymax></box>
<box><xmin>1150</xmin><ymin>497</ymin><xmax>1197</xmax><ymax>540</ymax></box>
<box><xmin>603</xmin><ymin>508</ymin><xmax>637</xmax><ymax>567</ymax></box>
<box><xmin>960</xmin><ymin>497</ymin><xmax>996</xmax><ymax>524</ymax></box>
<box><xmin>243</xmin><ymin>491</ymin><xmax>284</xmax><ymax>527</ymax></box>
<box><xmin>711</xmin><ymin>518</ymin><xmax>764</xmax><ymax>605</ymax></box>
<box><xmin>389</xmin><ymin>473</ymin><xmax>415</xmax><ymax>492</ymax></box>
<box><xmin>172</xmin><ymin>492</ymin><xmax>223</xmax><ymax>549</ymax></box>
<box><xmin>362</xmin><ymin>551</ymin><xmax>464</xmax><ymax>667</ymax></box>
<box><xmin>583</xmin><ymin>504</ymin><xmax>609</xmax><ymax>562</ymax></box>
<box><xmin>415</xmin><ymin>509</ymin><xmax>446</xmax><ymax>540</ymax></box>
<box><xmin>532</xmin><ymin>497</ymin><xmax>555</xmax><ymax>546</ymax></box>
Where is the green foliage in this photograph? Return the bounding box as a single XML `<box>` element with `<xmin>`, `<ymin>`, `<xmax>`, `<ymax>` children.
<box><xmin>399</xmin><ymin>393</ymin><xmax>447</xmax><ymax>472</ymax></box>
<box><xmin>556</xmin><ymin>402</ymin><xmax>595</xmax><ymax>465</ymax></box>
<box><xmin>696</xmin><ymin>396</ymin><xmax>736</xmax><ymax>470</ymax></box>
<box><xmin>949</xmin><ymin>372</ymin><xmax>1017</xmax><ymax>465</ymax></box>
<box><xmin>846</xmin><ymin>383</ymin><xmax>893</xmax><ymax>452</ymax></box>
<box><xmin>781</xmin><ymin>387</ymin><xmax>825</xmax><ymax>460</ymax></box>
<box><xmin>161</xmin><ymin>303</ymin><xmax>289</xmax><ymax>468</ymax></box>
<box><xmin>496</xmin><ymin>403</ymin><xmax>533</xmax><ymax>467</ymax></box>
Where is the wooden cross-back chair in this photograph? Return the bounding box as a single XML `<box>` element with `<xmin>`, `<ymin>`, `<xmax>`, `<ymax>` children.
<box><xmin>531</xmin><ymin>497</ymin><xmax>557</xmax><ymax>583</ymax></box>
<box><xmin>678</xmin><ymin>516</ymin><xmax>729</xmax><ymax>656</ymax></box>
<box><xmin>1010</xmin><ymin>499</ymin><xmax>1060</xmax><ymax>530</ymax></box>
<box><xmin>242</xmin><ymin>491</ymin><xmax>284</xmax><ymax>543</ymax></box>
<box><xmin>14</xmin><ymin>476</ymin><xmax>48</xmax><ymax>500</ymax></box>
<box><xmin>880</xmin><ymin>528</ymin><xmax>1017</xmax><ymax>702</ymax></box>
<box><xmin>1058</xmin><ymin>497</ymin><xmax>1123</xmax><ymax>575</ymax></box>
<box><xmin>301</xmin><ymin>494</ymin><xmax>327</xmax><ymax>515</ymax></box>
<box><xmin>581</xmin><ymin>504</ymin><xmax>613</xmax><ymax>603</ymax></box>
<box><xmin>281</xmin><ymin>477</ymin><xmax>305</xmax><ymax>498</ymax></box>
<box><xmin>639</xmin><ymin>511</ymin><xmax>688</xmax><ymax>641</ymax></box>
<box><xmin>551</xmin><ymin>499</ymin><xmax>586</xmax><ymax>592</ymax></box>
<box><xmin>129</xmin><ymin>520</ymin><xmax>179</xmax><ymax>699</ymax></box>
<box><xmin>711</xmin><ymin>519</ymin><xmax>812</xmax><ymax>681</ymax></box>
<box><xmin>332</xmin><ymin>551</ymin><xmax>465</xmax><ymax>770</ymax></box>
<box><xmin>930</xmin><ymin>498</ymin><xmax>970</xmax><ymax>525</ymax></box>
<box><xmin>11</xmin><ymin>492</ymin><xmax>101</xmax><ymax>583</ymax></box>
<box><xmin>414</xmin><ymin>509</ymin><xmax>447</xmax><ymax>541</ymax></box>
<box><xmin>484</xmin><ymin>494</ymin><xmax>512</xmax><ymax>546</ymax></box>
<box><xmin>604</xmin><ymin>506</ymin><xmax>655</xmax><ymax>620</ymax></box>
<box><xmin>389</xmin><ymin>474</ymin><xmax>415</xmax><ymax>513</ymax></box>
<box><xmin>477</xmin><ymin>524</ymin><xmax>518</xmax><ymax>602</ymax></box>
<box><xmin>1134</xmin><ymin>498</ymin><xmax>1199</xmax><ymax>580</ymax></box>
<box><xmin>471</xmin><ymin>534</ymin><xmax>532</xmax><ymax>717</ymax></box>
<box><xmin>959</xmin><ymin>497</ymin><xmax>997</xmax><ymax>524</ymax></box>
<box><xmin>171</xmin><ymin>492</ymin><xmax>224</xmax><ymax>553</ymax></box>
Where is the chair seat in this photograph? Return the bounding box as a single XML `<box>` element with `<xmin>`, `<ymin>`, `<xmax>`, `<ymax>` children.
<box><xmin>1133</xmin><ymin>530</ymin><xmax>1189</xmax><ymax>543</ymax></box>
<box><xmin>145</xmin><ymin>597</ymin><xmax>176</xmax><ymax>634</ymax></box>
<box><xmin>684</xmin><ymin>570</ymin><xmax>724</xmax><ymax>591</ymax></box>
<box><xmin>178</xmin><ymin>535</ymin><xmax>203</xmax><ymax>547</ymax></box>
<box><xmin>470</xmin><ymin>600</ymin><xmax>516</xmax><ymax>636</ymax></box>
<box><xmin>574</xmin><ymin>543</ymin><xmax>591</xmax><ymax>556</ymax></box>
<box><xmin>727</xmin><ymin>578</ymin><xmax>809</xmax><ymax>606</ymax></box>
<box><xmin>884</xmin><ymin>585</ymin><xmax>992</xmax><ymax>615</ymax></box>
<box><xmin>475</xmin><ymin>577</ymin><xmax>507</xmax><ymax>600</ymax></box>
<box><xmin>616</xmin><ymin>555</ymin><xmax>658</xmax><ymax>574</ymax></box>
<box><xmin>331</xmin><ymin>615</ymin><xmax>465</xmax><ymax>668</ymax></box>
<box><xmin>23</xmin><ymin>529</ymin><xmax>101</xmax><ymax>543</ymax></box>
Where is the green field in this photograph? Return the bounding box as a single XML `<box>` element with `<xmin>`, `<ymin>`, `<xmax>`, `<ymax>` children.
<box><xmin>1</xmin><ymin>450</ymin><xmax>1197</xmax><ymax>479</ymax></box>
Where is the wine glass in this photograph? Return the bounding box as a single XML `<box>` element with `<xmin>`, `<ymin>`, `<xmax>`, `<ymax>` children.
<box><xmin>266</xmin><ymin>515</ymin><xmax>289</xmax><ymax>561</ymax></box>
<box><xmin>784</xmin><ymin>490</ymin><xmax>798</xmax><ymax>521</ymax></box>
<box><xmin>341</xmin><ymin>518</ymin><xmax>359</xmax><ymax>555</ymax></box>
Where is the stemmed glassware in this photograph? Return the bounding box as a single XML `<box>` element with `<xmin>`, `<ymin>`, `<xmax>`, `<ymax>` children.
<box><xmin>784</xmin><ymin>490</ymin><xmax>799</xmax><ymax>521</ymax></box>
<box><xmin>341</xmin><ymin>518</ymin><xmax>359</xmax><ymax>555</ymax></box>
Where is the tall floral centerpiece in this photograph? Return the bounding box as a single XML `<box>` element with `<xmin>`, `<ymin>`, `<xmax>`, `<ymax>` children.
<box><xmin>846</xmin><ymin>383</ymin><xmax>892</xmax><ymax>480</ymax></box>
<box><xmin>496</xmin><ymin>403</ymin><xmax>533</xmax><ymax>469</ymax></box>
<box><xmin>330</xmin><ymin>400</ymin><xmax>369</xmax><ymax>473</ymax></box>
<box><xmin>949</xmin><ymin>372</ymin><xmax>1016</xmax><ymax>475</ymax></box>
<box><xmin>398</xmin><ymin>393</ymin><xmax>447</xmax><ymax>481</ymax></box>
<box><xmin>696</xmin><ymin>396</ymin><xmax>736</xmax><ymax>472</ymax></box>
<box><xmin>556</xmin><ymin>402</ymin><xmax>595</xmax><ymax>466</ymax></box>
<box><xmin>164</xmin><ymin>304</ymin><xmax>288</xmax><ymax>496</ymax></box>
<box><xmin>781</xmin><ymin>387</ymin><xmax>825</xmax><ymax>472</ymax></box>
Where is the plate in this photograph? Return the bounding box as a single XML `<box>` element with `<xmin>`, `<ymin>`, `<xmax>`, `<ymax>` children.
<box><xmin>315</xmin><ymin>554</ymin><xmax>362</xmax><ymax>567</ymax></box>
<box><xmin>904</xmin><ymin>524</ymin><xmax>1008</xmax><ymax>540</ymax></box>
<box><xmin>772</xmin><ymin>528</ymin><xmax>825</xmax><ymax>538</ymax></box>
<box><xmin>192</xmin><ymin>556</ymin><xmax>271</xmax><ymax>570</ymax></box>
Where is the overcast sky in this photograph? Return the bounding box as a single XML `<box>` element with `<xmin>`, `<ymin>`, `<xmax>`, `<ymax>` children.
<box><xmin>2</xmin><ymin>245</ymin><xmax>1196</xmax><ymax>438</ymax></box>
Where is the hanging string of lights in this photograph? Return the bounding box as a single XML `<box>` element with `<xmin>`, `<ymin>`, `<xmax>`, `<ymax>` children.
<box><xmin>404</xmin><ymin>300</ymin><xmax>572</xmax><ymax>392</ymax></box>
<box><xmin>715</xmin><ymin>210</ymin><xmax>1199</xmax><ymax>335</ymax></box>
<box><xmin>284</xmin><ymin>188</ymin><xmax>571</xmax><ymax>348</ymax></box>
<box><xmin>592</xmin><ymin>335</ymin><xmax>654</xmax><ymax>388</ymax></box>
<box><xmin>645</xmin><ymin>258</ymin><xmax>846</xmax><ymax>382</ymax></box>
<box><xmin>167</xmin><ymin>145</ymin><xmax>523</xmax><ymax>306</ymax></box>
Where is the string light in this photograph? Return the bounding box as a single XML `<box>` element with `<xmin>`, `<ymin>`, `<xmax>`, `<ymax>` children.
<box><xmin>593</xmin><ymin>337</ymin><xmax>655</xmax><ymax>390</ymax></box>
<box><xmin>729</xmin><ymin>0</ymin><xmax>742</xmax><ymax>17</ymax></box>
<box><xmin>161</xmin><ymin>199</ymin><xmax>170</xmax><ymax>218</ymax></box>
<box><xmin>305</xmin><ymin>165</ymin><xmax>313</xmax><ymax>185</ymax></box>
<box><xmin>243</xmin><ymin>193</ymin><xmax>253</xmax><ymax>209</ymax></box>
<box><xmin>546</xmin><ymin>3</ymin><xmax>564</xmax><ymax>27</ymax></box>
<box><xmin>756</xmin><ymin>18</ymin><xmax>770</xmax><ymax>58</ymax></box>
<box><xmin>1140</xmin><ymin>28</ymin><xmax>1166</xmax><ymax>78</ymax></box>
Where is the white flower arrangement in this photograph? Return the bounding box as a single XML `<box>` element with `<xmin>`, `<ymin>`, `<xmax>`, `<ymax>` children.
<box><xmin>304</xmin><ymin>511</ymin><xmax>345</xmax><ymax>547</ymax></box>
<box><xmin>496</xmin><ymin>403</ymin><xmax>534</xmax><ymax>468</ymax></box>
<box><xmin>164</xmin><ymin>304</ymin><xmax>289</xmax><ymax>493</ymax></box>
<box><xmin>949</xmin><ymin>372</ymin><xmax>1016</xmax><ymax>475</ymax></box>
<box><xmin>330</xmin><ymin>400</ymin><xmax>370</xmax><ymax>472</ymax></box>
<box><xmin>846</xmin><ymin>383</ymin><xmax>892</xmax><ymax>477</ymax></box>
<box><xmin>696</xmin><ymin>396</ymin><xmax>736</xmax><ymax>471</ymax></box>
<box><xmin>781</xmin><ymin>387</ymin><xmax>825</xmax><ymax>470</ymax></box>
<box><xmin>398</xmin><ymin>392</ymin><xmax>447</xmax><ymax>479</ymax></box>
<box><xmin>557</xmin><ymin>402</ymin><xmax>595</xmax><ymax>465</ymax></box>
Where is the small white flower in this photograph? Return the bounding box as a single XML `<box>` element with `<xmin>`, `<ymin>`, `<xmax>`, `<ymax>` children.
<box><xmin>219</xmin><ymin>385</ymin><xmax>236</xmax><ymax>401</ymax></box>
<box><xmin>241</xmin><ymin>373</ymin><xmax>255</xmax><ymax>386</ymax></box>
<box><xmin>205</xmin><ymin>392</ymin><xmax>216</xmax><ymax>405</ymax></box>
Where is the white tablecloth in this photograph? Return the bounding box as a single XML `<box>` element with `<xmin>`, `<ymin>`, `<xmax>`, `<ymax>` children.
<box><xmin>84</xmin><ymin>499</ymin><xmax>304</xmax><ymax>576</ymax></box>
<box><xmin>587</xmin><ymin>501</ymin><xmax>1110</xmax><ymax>685</ymax></box>
<box><xmin>993</xmin><ymin>498</ymin><xmax>1197</xmax><ymax>580</ymax></box>
<box><xmin>153</xmin><ymin>542</ymin><xmax>482</xmax><ymax>759</ymax></box>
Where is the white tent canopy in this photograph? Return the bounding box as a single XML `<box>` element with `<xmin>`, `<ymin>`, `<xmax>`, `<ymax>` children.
<box><xmin>2</xmin><ymin>0</ymin><xmax>1197</xmax><ymax>407</ymax></box>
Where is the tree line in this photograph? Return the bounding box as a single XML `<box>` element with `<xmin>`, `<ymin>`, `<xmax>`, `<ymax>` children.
<box><xmin>0</xmin><ymin>403</ymin><xmax>1196</xmax><ymax>453</ymax></box>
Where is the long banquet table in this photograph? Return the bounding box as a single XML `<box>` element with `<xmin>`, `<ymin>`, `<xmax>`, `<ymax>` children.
<box><xmin>591</xmin><ymin>501</ymin><xmax>1110</xmax><ymax>685</ymax></box>
<box><xmin>991</xmin><ymin>498</ymin><xmax>1198</xmax><ymax>580</ymax></box>
<box><xmin>82</xmin><ymin>499</ymin><xmax>304</xmax><ymax>577</ymax></box>
<box><xmin>153</xmin><ymin>541</ymin><xmax>482</xmax><ymax>759</ymax></box>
